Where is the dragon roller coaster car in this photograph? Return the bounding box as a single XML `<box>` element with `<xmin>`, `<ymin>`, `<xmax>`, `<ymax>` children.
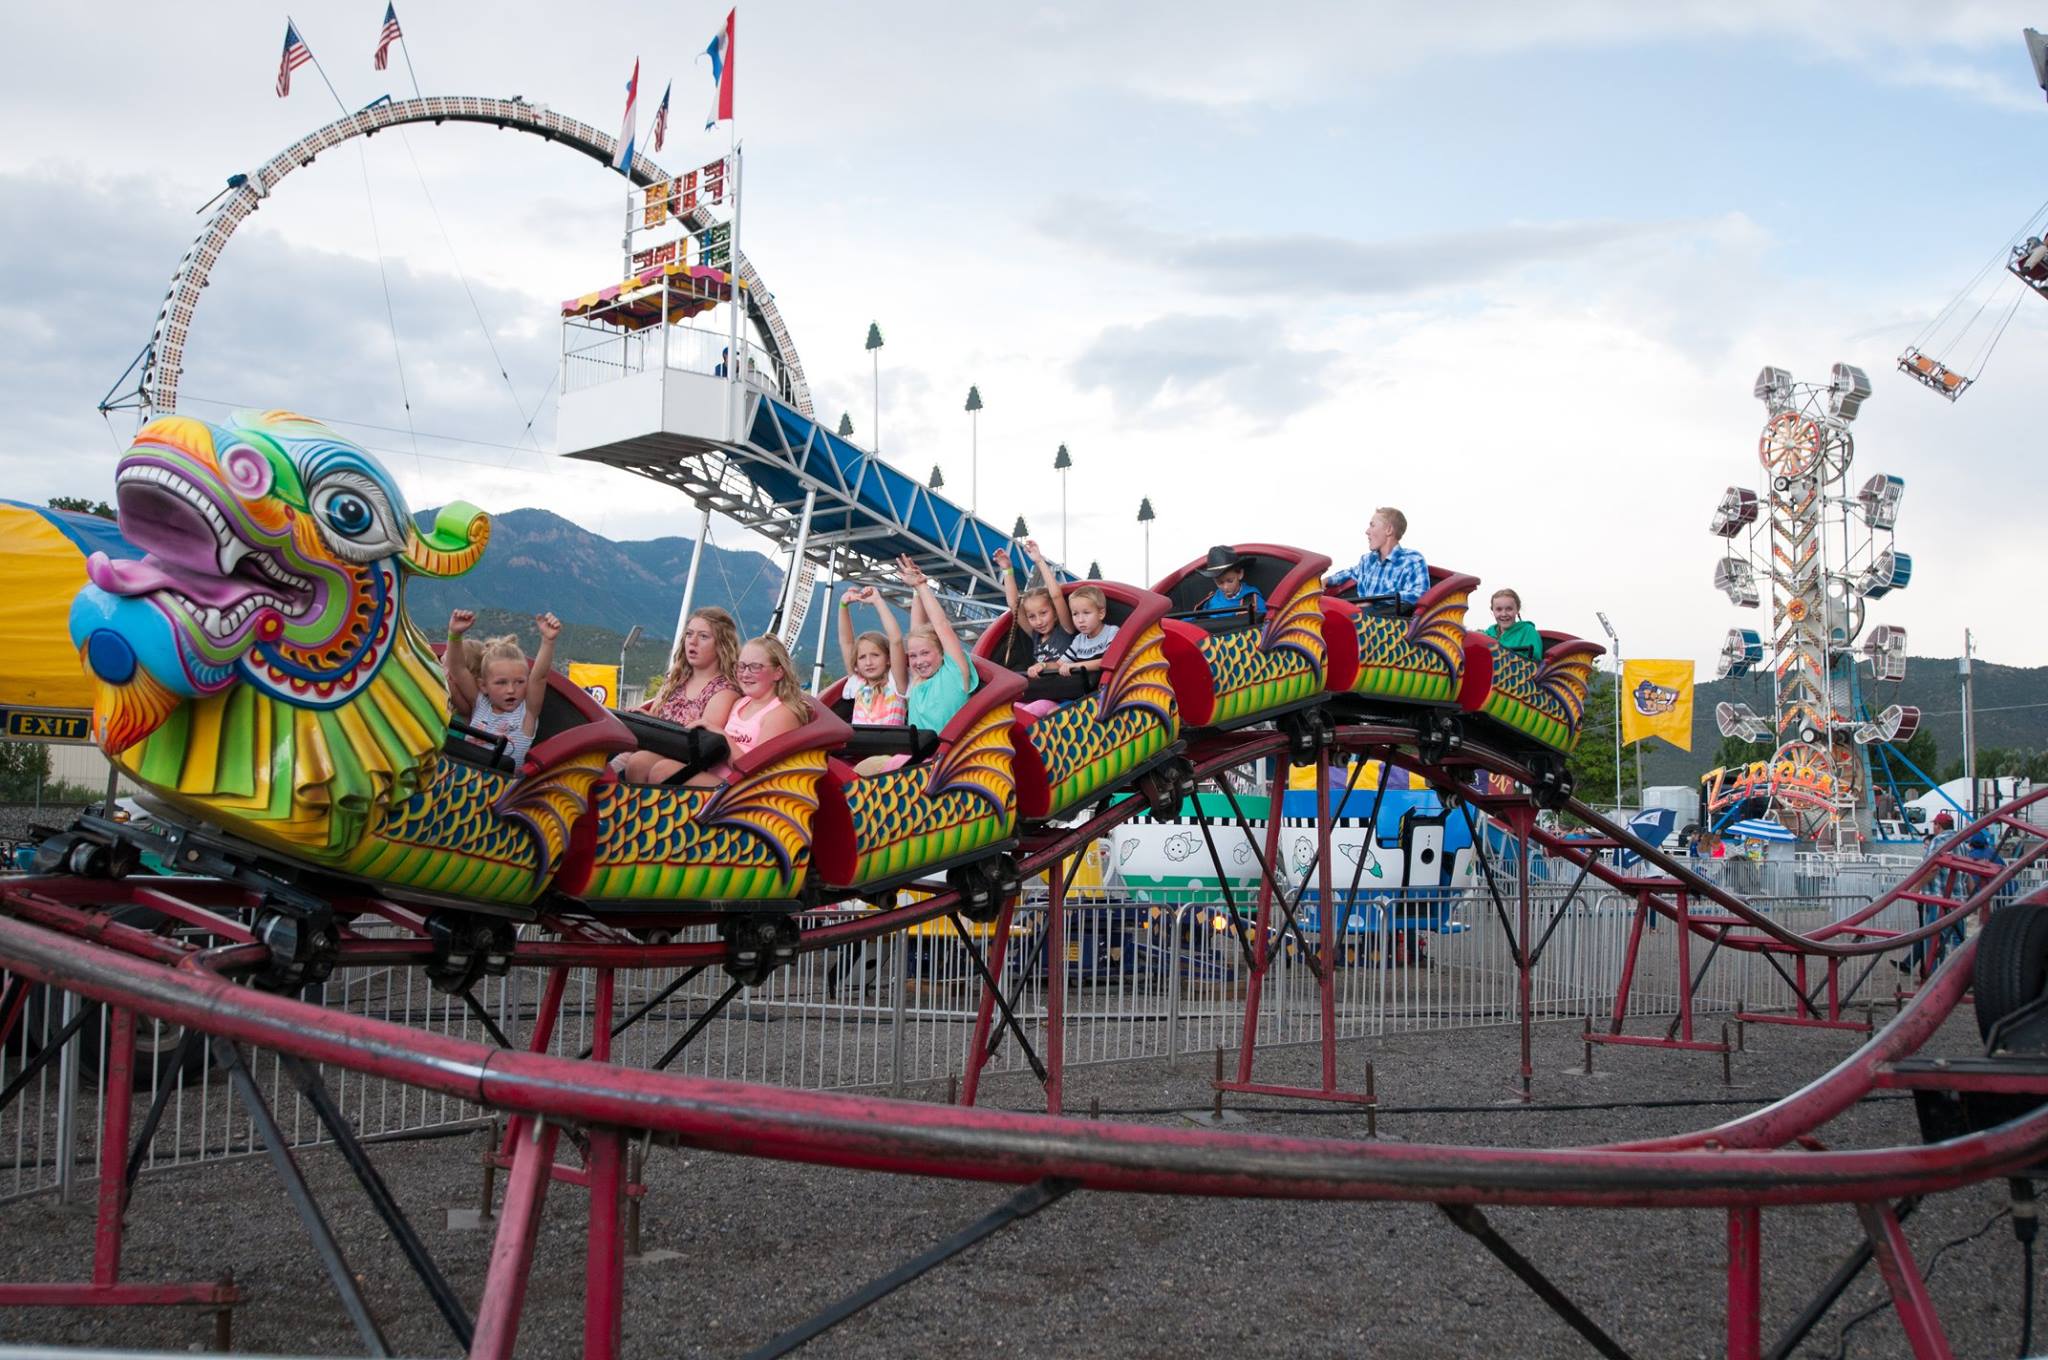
<box><xmin>63</xmin><ymin>410</ymin><xmax>1608</xmax><ymax>943</ymax></box>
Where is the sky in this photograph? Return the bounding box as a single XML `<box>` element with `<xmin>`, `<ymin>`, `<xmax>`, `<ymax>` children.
<box><xmin>3</xmin><ymin>2</ymin><xmax>2046</xmax><ymax>671</ymax></box>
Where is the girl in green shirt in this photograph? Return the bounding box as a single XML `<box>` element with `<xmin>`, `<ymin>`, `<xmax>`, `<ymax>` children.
<box><xmin>1484</xmin><ymin>588</ymin><xmax>1544</xmax><ymax>663</ymax></box>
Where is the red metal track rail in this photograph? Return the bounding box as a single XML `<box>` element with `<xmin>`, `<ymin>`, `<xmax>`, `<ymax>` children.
<box><xmin>1</xmin><ymin>907</ymin><xmax>2044</xmax><ymax>1210</ymax></box>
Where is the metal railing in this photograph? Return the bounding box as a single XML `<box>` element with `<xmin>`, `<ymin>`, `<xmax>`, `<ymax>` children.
<box><xmin>561</xmin><ymin>316</ymin><xmax>780</xmax><ymax>398</ymax></box>
<box><xmin>0</xmin><ymin>884</ymin><xmax>1926</xmax><ymax>1206</ymax></box>
<box><xmin>0</xmin><ymin>939</ymin><xmax>512</xmax><ymax>1207</ymax></box>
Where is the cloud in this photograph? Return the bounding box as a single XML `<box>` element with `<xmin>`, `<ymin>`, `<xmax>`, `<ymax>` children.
<box><xmin>1041</xmin><ymin>198</ymin><xmax>1701</xmax><ymax>299</ymax></box>
<box><xmin>1069</xmin><ymin>313</ymin><xmax>1342</xmax><ymax>420</ymax></box>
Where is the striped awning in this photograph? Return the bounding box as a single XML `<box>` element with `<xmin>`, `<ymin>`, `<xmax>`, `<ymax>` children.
<box><xmin>1726</xmin><ymin>817</ymin><xmax>1797</xmax><ymax>843</ymax></box>
<box><xmin>560</xmin><ymin>262</ymin><xmax>744</xmax><ymax>330</ymax></box>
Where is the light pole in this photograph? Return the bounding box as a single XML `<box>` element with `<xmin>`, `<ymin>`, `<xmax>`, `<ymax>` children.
<box><xmin>1137</xmin><ymin>497</ymin><xmax>1155</xmax><ymax>582</ymax></box>
<box><xmin>1961</xmin><ymin>629</ymin><xmax>1977</xmax><ymax>818</ymax></box>
<box><xmin>864</xmin><ymin>322</ymin><xmax>884</xmax><ymax>453</ymax></box>
<box><xmin>1053</xmin><ymin>442</ymin><xmax>1072</xmax><ymax>563</ymax></box>
<box><xmin>619</xmin><ymin>624</ymin><xmax>644</xmax><ymax>704</ymax></box>
<box><xmin>964</xmin><ymin>385</ymin><xmax>983</xmax><ymax>517</ymax></box>
<box><xmin>1597</xmin><ymin>611</ymin><xmax>1621</xmax><ymax>810</ymax></box>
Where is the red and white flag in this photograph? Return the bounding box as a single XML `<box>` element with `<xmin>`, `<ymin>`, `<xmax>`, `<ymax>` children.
<box><xmin>702</xmin><ymin>9</ymin><xmax>734</xmax><ymax>130</ymax></box>
<box><xmin>373</xmin><ymin>3</ymin><xmax>402</xmax><ymax>71</ymax></box>
<box><xmin>611</xmin><ymin>58</ymin><xmax>640</xmax><ymax>174</ymax></box>
<box><xmin>277</xmin><ymin>22</ymin><xmax>312</xmax><ymax>97</ymax></box>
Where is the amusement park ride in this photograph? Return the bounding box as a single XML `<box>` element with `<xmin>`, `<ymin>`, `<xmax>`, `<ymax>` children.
<box><xmin>7</xmin><ymin>43</ymin><xmax>2048</xmax><ymax>1360</ymax></box>
<box><xmin>1705</xmin><ymin>364</ymin><xmax>1922</xmax><ymax>848</ymax></box>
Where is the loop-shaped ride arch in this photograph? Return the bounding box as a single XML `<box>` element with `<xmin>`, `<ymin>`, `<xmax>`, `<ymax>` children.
<box><xmin>131</xmin><ymin>95</ymin><xmax>811</xmax><ymax>421</ymax></box>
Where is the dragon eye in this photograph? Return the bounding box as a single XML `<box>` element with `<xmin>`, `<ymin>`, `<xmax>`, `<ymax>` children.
<box><xmin>324</xmin><ymin>493</ymin><xmax>373</xmax><ymax>537</ymax></box>
<box><xmin>308</xmin><ymin>472</ymin><xmax>405</xmax><ymax>563</ymax></box>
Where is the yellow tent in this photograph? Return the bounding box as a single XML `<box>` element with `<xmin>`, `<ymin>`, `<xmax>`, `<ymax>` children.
<box><xmin>0</xmin><ymin>500</ymin><xmax>137</xmax><ymax>740</ymax></box>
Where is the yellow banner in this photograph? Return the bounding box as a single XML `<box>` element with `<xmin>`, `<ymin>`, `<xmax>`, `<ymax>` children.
<box><xmin>1620</xmin><ymin>659</ymin><xmax>1694</xmax><ymax>751</ymax></box>
<box><xmin>567</xmin><ymin>662</ymin><xmax>621</xmax><ymax>709</ymax></box>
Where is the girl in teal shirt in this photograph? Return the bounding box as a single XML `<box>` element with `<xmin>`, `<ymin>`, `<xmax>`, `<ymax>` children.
<box><xmin>1484</xmin><ymin>588</ymin><xmax>1544</xmax><ymax>663</ymax></box>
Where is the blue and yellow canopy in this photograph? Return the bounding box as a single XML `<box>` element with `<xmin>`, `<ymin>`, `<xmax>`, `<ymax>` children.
<box><xmin>0</xmin><ymin>499</ymin><xmax>139</xmax><ymax>723</ymax></box>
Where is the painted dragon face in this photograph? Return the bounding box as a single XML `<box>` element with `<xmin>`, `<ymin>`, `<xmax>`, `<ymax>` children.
<box><xmin>71</xmin><ymin>410</ymin><xmax>488</xmax><ymax>753</ymax></box>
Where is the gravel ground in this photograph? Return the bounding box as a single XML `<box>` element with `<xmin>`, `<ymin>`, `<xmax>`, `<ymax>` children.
<box><xmin>0</xmin><ymin>1010</ymin><xmax>2030</xmax><ymax>1359</ymax></box>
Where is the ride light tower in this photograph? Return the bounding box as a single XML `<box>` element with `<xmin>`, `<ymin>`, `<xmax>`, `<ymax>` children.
<box><xmin>1705</xmin><ymin>363</ymin><xmax>1918</xmax><ymax>846</ymax></box>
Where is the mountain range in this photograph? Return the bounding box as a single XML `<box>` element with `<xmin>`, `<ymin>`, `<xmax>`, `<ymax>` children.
<box><xmin>409</xmin><ymin>507</ymin><xmax>846</xmax><ymax>692</ymax></box>
<box><xmin>1635</xmin><ymin>657</ymin><xmax>2046</xmax><ymax>786</ymax></box>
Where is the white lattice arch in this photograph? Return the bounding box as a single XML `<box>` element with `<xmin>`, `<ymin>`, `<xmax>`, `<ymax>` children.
<box><xmin>134</xmin><ymin>95</ymin><xmax>811</xmax><ymax>420</ymax></box>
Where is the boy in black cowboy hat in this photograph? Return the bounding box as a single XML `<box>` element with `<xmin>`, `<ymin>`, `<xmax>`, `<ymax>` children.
<box><xmin>1196</xmin><ymin>545</ymin><xmax>1265</xmax><ymax>621</ymax></box>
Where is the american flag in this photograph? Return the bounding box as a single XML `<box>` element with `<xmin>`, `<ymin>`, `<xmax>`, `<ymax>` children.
<box><xmin>650</xmin><ymin>80</ymin><xmax>671</xmax><ymax>152</ymax></box>
<box><xmin>277</xmin><ymin>22</ymin><xmax>312</xmax><ymax>98</ymax></box>
<box><xmin>373</xmin><ymin>3</ymin><xmax>402</xmax><ymax>72</ymax></box>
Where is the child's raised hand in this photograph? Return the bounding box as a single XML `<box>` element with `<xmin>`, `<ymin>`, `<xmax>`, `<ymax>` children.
<box><xmin>1024</xmin><ymin>539</ymin><xmax>1044</xmax><ymax>562</ymax></box>
<box><xmin>535</xmin><ymin>611</ymin><xmax>562</xmax><ymax>642</ymax></box>
<box><xmin>448</xmin><ymin>609</ymin><xmax>475</xmax><ymax>637</ymax></box>
<box><xmin>992</xmin><ymin>548</ymin><xmax>1011</xmax><ymax>573</ymax></box>
<box><xmin>897</xmin><ymin>556</ymin><xmax>929</xmax><ymax>588</ymax></box>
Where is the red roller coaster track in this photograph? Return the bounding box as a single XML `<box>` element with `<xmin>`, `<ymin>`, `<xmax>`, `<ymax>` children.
<box><xmin>2</xmin><ymin>723</ymin><xmax>2044</xmax><ymax>1358</ymax></box>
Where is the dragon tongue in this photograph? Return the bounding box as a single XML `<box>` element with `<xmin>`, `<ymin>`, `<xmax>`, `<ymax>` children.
<box><xmin>87</xmin><ymin>551</ymin><xmax>265</xmax><ymax>608</ymax></box>
<box><xmin>87</xmin><ymin>553</ymin><xmax>177</xmax><ymax>598</ymax></box>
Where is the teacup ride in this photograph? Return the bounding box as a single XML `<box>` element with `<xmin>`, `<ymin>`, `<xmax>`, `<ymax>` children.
<box><xmin>1152</xmin><ymin>544</ymin><xmax>1333</xmax><ymax>758</ymax></box>
<box><xmin>810</xmin><ymin>658</ymin><xmax>1026</xmax><ymax>916</ymax></box>
<box><xmin>971</xmin><ymin>583</ymin><xmax>1186</xmax><ymax>822</ymax></box>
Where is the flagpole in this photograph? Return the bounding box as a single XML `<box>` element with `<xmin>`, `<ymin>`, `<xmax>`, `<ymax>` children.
<box><xmin>727</xmin><ymin>132</ymin><xmax>742</xmax><ymax>442</ymax></box>
<box><xmin>396</xmin><ymin>29</ymin><xmax>423</xmax><ymax>101</ymax></box>
<box><xmin>287</xmin><ymin>16</ymin><xmax>353</xmax><ymax>119</ymax></box>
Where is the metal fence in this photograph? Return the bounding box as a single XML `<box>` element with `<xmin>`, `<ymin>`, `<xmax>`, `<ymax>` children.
<box><xmin>0</xmin><ymin>947</ymin><xmax>513</xmax><ymax>1208</ymax></box>
<box><xmin>0</xmin><ymin>883</ymin><xmax>1934</xmax><ymax>1209</ymax></box>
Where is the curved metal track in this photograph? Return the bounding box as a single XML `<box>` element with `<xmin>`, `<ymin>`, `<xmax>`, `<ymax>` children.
<box><xmin>4</xmin><ymin>718</ymin><xmax>2042</xmax><ymax>1356</ymax></box>
<box><xmin>0</xmin><ymin>897</ymin><xmax>2038</xmax><ymax>1211</ymax></box>
<box><xmin>133</xmin><ymin>94</ymin><xmax>811</xmax><ymax>420</ymax></box>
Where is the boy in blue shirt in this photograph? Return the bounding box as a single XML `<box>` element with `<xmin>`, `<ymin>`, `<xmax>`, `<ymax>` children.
<box><xmin>1195</xmin><ymin>545</ymin><xmax>1265</xmax><ymax>620</ymax></box>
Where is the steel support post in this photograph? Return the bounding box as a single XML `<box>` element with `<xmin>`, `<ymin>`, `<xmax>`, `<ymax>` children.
<box><xmin>1727</xmin><ymin>1207</ymin><xmax>1762</xmax><ymax>1360</ymax></box>
<box><xmin>470</xmin><ymin>1119</ymin><xmax>563</xmax><ymax>1360</ymax></box>
<box><xmin>584</xmin><ymin>969</ymin><xmax>625</xmax><ymax>1360</ymax></box>
<box><xmin>1610</xmin><ymin>901</ymin><xmax>1650</xmax><ymax>1035</ymax></box>
<box><xmin>1318</xmin><ymin>749</ymin><xmax>1338</xmax><ymax>1093</ymax></box>
<box><xmin>1233</xmin><ymin>758</ymin><xmax>1289</xmax><ymax>1086</ymax></box>
<box><xmin>1675</xmin><ymin>891</ymin><xmax>1695</xmax><ymax>1044</ymax></box>
<box><xmin>210</xmin><ymin>1037</ymin><xmax>390</xmax><ymax>1355</ymax></box>
<box><xmin>889</xmin><ymin>933</ymin><xmax>910</xmax><ymax>1097</ymax></box>
<box><xmin>1213</xmin><ymin>749</ymin><xmax>1370</xmax><ymax>1107</ymax></box>
<box><xmin>1045</xmin><ymin>860</ymin><xmax>1066</xmax><ymax>1116</ymax></box>
<box><xmin>584</xmin><ymin>1128</ymin><xmax>626</xmax><ymax>1360</ymax></box>
<box><xmin>279</xmin><ymin>1055</ymin><xmax>474</xmax><ymax>1350</ymax></box>
<box><xmin>92</xmin><ymin>1007</ymin><xmax>135</xmax><ymax>1286</ymax></box>
<box><xmin>959</xmin><ymin>896</ymin><xmax>1020</xmax><ymax>1107</ymax></box>
<box><xmin>499</xmin><ymin>965</ymin><xmax>570</xmax><ymax>1157</ymax></box>
<box><xmin>54</xmin><ymin>989</ymin><xmax>81</xmax><ymax>1204</ymax></box>
<box><xmin>1516</xmin><ymin>806</ymin><xmax>1534</xmax><ymax>1101</ymax></box>
<box><xmin>1854</xmin><ymin>1200</ymin><xmax>1953</xmax><ymax>1359</ymax></box>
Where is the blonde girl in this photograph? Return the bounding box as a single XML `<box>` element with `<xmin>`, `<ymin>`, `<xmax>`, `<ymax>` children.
<box><xmin>445</xmin><ymin>608</ymin><xmax>562</xmax><ymax>768</ymax></box>
<box><xmin>834</xmin><ymin>585</ymin><xmax>908</xmax><ymax>725</ymax></box>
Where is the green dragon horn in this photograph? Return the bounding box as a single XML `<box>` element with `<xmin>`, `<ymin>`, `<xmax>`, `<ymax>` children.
<box><xmin>404</xmin><ymin>503</ymin><xmax>491</xmax><ymax>578</ymax></box>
